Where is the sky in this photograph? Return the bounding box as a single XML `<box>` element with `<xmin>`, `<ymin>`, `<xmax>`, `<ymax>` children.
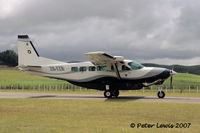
<box><xmin>0</xmin><ymin>0</ymin><xmax>200</xmax><ymax>65</ymax></box>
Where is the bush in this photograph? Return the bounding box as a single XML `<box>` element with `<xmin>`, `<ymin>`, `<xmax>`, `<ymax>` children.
<box><xmin>0</xmin><ymin>50</ymin><xmax>18</xmax><ymax>66</ymax></box>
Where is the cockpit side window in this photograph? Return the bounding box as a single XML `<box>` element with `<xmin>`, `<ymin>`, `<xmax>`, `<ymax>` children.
<box><xmin>111</xmin><ymin>65</ymin><xmax>114</xmax><ymax>71</ymax></box>
<box><xmin>122</xmin><ymin>65</ymin><xmax>131</xmax><ymax>71</ymax></box>
<box><xmin>128</xmin><ymin>62</ymin><xmax>144</xmax><ymax>70</ymax></box>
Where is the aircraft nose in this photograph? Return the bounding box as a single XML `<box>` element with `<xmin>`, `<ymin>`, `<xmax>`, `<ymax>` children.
<box><xmin>149</xmin><ymin>68</ymin><xmax>177</xmax><ymax>80</ymax></box>
<box><xmin>151</xmin><ymin>68</ymin><xmax>171</xmax><ymax>79</ymax></box>
<box><xmin>164</xmin><ymin>69</ymin><xmax>177</xmax><ymax>78</ymax></box>
<box><xmin>170</xmin><ymin>70</ymin><xmax>177</xmax><ymax>76</ymax></box>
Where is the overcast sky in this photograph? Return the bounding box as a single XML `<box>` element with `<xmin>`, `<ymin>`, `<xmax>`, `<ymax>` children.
<box><xmin>0</xmin><ymin>0</ymin><xmax>200</xmax><ymax>65</ymax></box>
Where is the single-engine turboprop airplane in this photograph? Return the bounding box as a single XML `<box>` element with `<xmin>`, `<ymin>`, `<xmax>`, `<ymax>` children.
<box><xmin>18</xmin><ymin>35</ymin><xmax>177</xmax><ymax>98</ymax></box>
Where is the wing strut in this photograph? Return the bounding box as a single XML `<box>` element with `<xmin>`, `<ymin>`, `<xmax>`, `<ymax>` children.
<box><xmin>113</xmin><ymin>63</ymin><xmax>121</xmax><ymax>80</ymax></box>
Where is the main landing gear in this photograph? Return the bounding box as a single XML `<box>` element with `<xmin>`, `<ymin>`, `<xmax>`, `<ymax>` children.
<box><xmin>104</xmin><ymin>90</ymin><xmax>119</xmax><ymax>98</ymax></box>
<box><xmin>104</xmin><ymin>85</ymin><xmax>119</xmax><ymax>98</ymax></box>
<box><xmin>157</xmin><ymin>86</ymin><xmax>165</xmax><ymax>98</ymax></box>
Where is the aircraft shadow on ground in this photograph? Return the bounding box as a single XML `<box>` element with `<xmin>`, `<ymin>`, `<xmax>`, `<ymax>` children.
<box><xmin>29</xmin><ymin>95</ymin><xmax>150</xmax><ymax>102</ymax></box>
<box><xmin>105</xmin><ymin>96</ymin><xmax>146</xmax><ymax>102</ymax></box>
<box><xmin>29</xmin><ymin>95</ymin><xmax>103</xmax><ymax>99</ymax></box>
<box><xmin>29</xmin><ymin>95</ymin><xmax>57</xmax><ymax>98</ymax></box>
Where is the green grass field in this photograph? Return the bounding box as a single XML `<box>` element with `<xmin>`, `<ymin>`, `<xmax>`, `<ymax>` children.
<box><xmin>1</xmin><ymin>70</ymin><xmax>200</xmax><ymax>88</ymax></box>
<box><xmin>0</xmin><ymin>70</ymin><xmax>200</xmax><ymax>133</ymax></box>
<box><xmin>0</xmin><ymin>70</ymin><xmax>68</xmax><ymax>87</ymax></box>
<box><xmin>163</xmin><ymin>73</ymin><xmax>200</xmax><ymax>89</ymax></box>
<box><xmin>0</xmin><ymin>70</ymin><xmax>200</xmax><ymax>97</ymax></box>
<box><xmin>0</xmin><ymin>99</ymin><xmax>199</xmax><ymax>133</ymax></box>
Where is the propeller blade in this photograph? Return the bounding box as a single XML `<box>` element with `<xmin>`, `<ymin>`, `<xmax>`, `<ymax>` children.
<box><xmin>169</xmin><ymin>66</ymin><xmax>177</xmax><ymax>89</ymax></box>
<box><xmin>170</xmin><ymin>75</ymin><xmax>173</xmax><ymax>89</ymax></box>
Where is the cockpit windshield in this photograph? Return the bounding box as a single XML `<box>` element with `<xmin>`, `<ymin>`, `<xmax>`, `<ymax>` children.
<box><xmin>128</xmin><ymin>61</ymin><xmax>144</xmax><ymax>70</ymax></box>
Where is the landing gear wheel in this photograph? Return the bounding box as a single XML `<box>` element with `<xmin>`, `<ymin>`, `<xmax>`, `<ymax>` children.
<box><xmin>104</xmin><ymin>90</ymin><xmax>112</xmax><ymax>98</ymax></box>
<box><xmin>112</xmin><ymin>90</ymin><xmax>119</xmax><ymax>97</ymax></box>
<box><xmin>157</xmin><ymin>91</ymin><xmax>165</xmax><ymax>98</ymax></box>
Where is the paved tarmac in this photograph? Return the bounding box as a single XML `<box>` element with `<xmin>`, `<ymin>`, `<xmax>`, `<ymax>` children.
<box><xmin>0</xmin><ymin>92</ymin><xmax>200</xmax><ymax>104</ymax></box>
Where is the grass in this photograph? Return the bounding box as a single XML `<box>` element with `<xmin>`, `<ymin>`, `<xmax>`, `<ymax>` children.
<box><xmin>0</xmin><ymin>70</ymin><xmax>200</xmax><ymax>89</ymax></box>
<box><xmin>163</xmin><ymin>73</ymin><xmax>200</xmax><ymax>89</ymax></box>
<box><xmin>0</xmin><ymin>99</ymin><xmax>199</xmax><ymax>133</ymax></box>
<box><xmin>1</xmin><ymin>70</ymin><xmax>200</xmax><ymax>88</ymax></box>
<box><xmin>1</xmin><ymin>70</ymin><xmax>200</xmax><ymax>133</ymax></box>
<box><xmin>0</xmin><ymin>69</ymin><xmax>200</xmax><ymax>97</ymax></box>
<box><xmin>0</xmin><ymin>70</ymin><xmax>68</xmax><ymax>87</ymax></box>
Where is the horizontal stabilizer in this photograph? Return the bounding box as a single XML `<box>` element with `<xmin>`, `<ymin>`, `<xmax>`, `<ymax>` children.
<box><xmin>27</xmin><ymin>65</ymin><xmax>42</xmax><ymax>68</ymax></box>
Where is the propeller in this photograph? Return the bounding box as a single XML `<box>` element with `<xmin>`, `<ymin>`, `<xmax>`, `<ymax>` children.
<box><xmin>170</xmin><ymin>70</ymin><xmax>173</xmax><ymax>89</ymax></box>
<box><xmin>169</xmin><ymin>66</ymin><xmax>177</xmax><ymax>89</ymax></box>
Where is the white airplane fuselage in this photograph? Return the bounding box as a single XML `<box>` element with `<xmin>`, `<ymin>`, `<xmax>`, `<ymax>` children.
<box><xmin>17</xmin><ymin>35</ymin><xmax>176</xmax><ymax>98</ymax></box>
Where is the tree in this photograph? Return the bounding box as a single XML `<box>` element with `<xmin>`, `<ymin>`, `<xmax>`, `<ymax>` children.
<box><xmin>0</xmin><ymin>50</ymin><xmax>18</xmax><ymax>66</ymax></box>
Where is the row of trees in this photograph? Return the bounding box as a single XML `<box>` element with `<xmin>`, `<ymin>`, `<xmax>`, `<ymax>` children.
<box><xmin>143</xmin><ymin>63</ymin><xmax>200</xmax><ymax>75</ymax></box>
<box><xmin>0</xmin><ymin>50</ymin><xmax>200</xmax><ymax>75</ymax></box>
<box><xmin>0</xmin><ymin>50</ymin><xmax>18</xmax><ymax>66</ymax></box>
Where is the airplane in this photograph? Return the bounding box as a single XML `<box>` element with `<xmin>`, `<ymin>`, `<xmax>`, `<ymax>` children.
<box><xmin>17</xmin><ymin>35</ymin><xmax>177</xmax><ymax>99</ymax></box>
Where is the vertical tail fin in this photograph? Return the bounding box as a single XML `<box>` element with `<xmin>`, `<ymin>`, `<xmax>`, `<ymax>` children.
<box><xmin>18</xmin><ymin>35</ymin><xmax>65</xmax><ymax>66</ymax></box>
<box><xmin>18</xmin><ymin>35</ymin><xmax>40</xmax><ymax>66</ymax></box>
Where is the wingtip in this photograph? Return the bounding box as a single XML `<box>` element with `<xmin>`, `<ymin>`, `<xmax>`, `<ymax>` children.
<box><xmin>84</xmin><ymin>51</ymin><xmax>105</xmax><ymax>55</ymax></box>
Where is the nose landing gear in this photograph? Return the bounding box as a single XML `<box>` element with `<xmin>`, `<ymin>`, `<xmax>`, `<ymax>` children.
<box><xmin>157</xmin><ymin>91</ymin><xmax>165</xmax><ymax>98</ymax></box>
<box><xmin>157</xmin><ymin>86</ymin><xmax>165</xmax><ymax>98</ymax></box>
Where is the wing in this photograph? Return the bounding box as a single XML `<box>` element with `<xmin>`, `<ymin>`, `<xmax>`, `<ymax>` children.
<box><xmin>84</xmin><ymin>51</ymin><xmax>124</xmax><ymax>66</ymax></box>
<box><xmin>85</xmin><ymin>51</ymin><xmax>124</xmax><ymax>79</ymax></box>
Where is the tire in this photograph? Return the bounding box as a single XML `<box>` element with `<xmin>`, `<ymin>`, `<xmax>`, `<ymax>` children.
<box><xmin>157</xmin><ymin>91</ymin><xmax>165</xmax><ymax>98</ymax></box>
<box><xmin>112</xmin><ymin>90</ymin><xmax>119</xmax><ymax>97</ymax></box>
<box><xmin>104</xmin><ymin>90</ymin><xmax>112</xmax><ymax>98</ymax></box>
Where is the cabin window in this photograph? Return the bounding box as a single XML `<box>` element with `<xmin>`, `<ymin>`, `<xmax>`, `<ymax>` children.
<box><xmin>128</xmin><ymin>62</ymin><xmax>144</xmax><ymax>70</ymax></box>
<box><xmin>97</xmin><ymin>66</ymin><xmax>107</xmax><ymax>71</ymax></box>
<box><xmin>79</xmin><ymin>66</ymin><xmax>87</xmax><ymax>72</ymax></box>
<box><xmin>89</xmin><ymin>66</ymin><xmax>96</xmax><ymax>71</ymax></box>
<box><xmin>71</xmin><ymin>67</ymin><xmax>78</xmax><ymax>72</ymax></box>
<box><xmin>122</xmin><ymin>65</ymin><xmax>131</xmax><ymax>71</ymax></box>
